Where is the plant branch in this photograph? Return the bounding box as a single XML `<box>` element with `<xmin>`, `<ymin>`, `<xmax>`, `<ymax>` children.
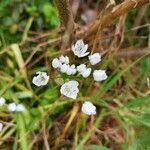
<box><xmin>55</xmin><ymin>0</ymin><xmax>75</xmax><ymax>48</ymax></box>
<box><xmin>82</xmin><ymin>0</ymin><xmax>149</xmax><ymax>40</ymax></box>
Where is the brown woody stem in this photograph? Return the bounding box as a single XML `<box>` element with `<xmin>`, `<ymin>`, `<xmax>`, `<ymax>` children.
<box><xmin>82</xmin><ymin>0</ymin><xmax>149</xmax><ymax>40</ymax></box>
<box><xmin>55</xmin><ymin>0</ymin><xmax>75</xmax><ymax>48</ymax></box>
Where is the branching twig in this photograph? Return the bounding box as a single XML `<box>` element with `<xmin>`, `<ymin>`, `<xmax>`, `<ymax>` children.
<box><xmin>82</xmin><ymin>0</ymin><xmax>149</xmax><ymax>40</ymax></box>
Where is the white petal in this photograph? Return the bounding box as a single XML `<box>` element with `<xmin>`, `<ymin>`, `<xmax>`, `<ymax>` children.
<box><xmin>60</xmin><ymin>80</ymin><xmax>79</xmax><ymax>99</ymax></box>
<box><xmin>16</xmin><ymin>104</ymin><xmax>25</xmax><ymax>112</ymax></box>
<box><xmin>81</xmin><ymin>68</ymin><xmax>91</xmax><ymax>78</ymax></box>
<box><xmin>77</xmin><ymin>64</ymin><xmax>86</xmax><ymax>73</ymax></box>
<box><xmin>75</xmin><ymin>39</ymin><xmax>84</xmax><ymax>48</ymax></box>
<box><xmin>66</xmin><ymin>67</ymin><xmax>73</xmax><ymax>75</ymax></box>
<box><xmin>60</xmin><ymin>64</ymin><xmax>69</xmax><ymax>73</ymax></box>
<box><xmin>65</xmin><ymin>56</ymin><xmax>69</xmax><ymax>64</ymax></box>
<box><xmin>81</xmin><ymin>101</ymin><xmax>96</xmax><ymax>115</ymax></box>
<box><xmin>81</xmin><ymin>44</ymin><xmax>88</xmax><ymax>54</ymax></box>
<box><xmin>8</xmin><ymin>103</ymin><xmax>16</xmax><ymax>112</ymax></box>
<box><xmin>59</xmin><ymin>55</ymin><xmax>69</xmax><ymax>64</ymax></box>
<box><xmin>78</xmin><ymin>52</ymin><xmax>90</xmax><ymax>58</ymax></box>
<box><xmin>88</xmin><ymin>53</ymin><xmax>101</xmax><ymax>65</ymax></box>
<box><xmin>52</xmin><ymin>58</ymin><xmax>62</xmax><ymax>68</ymax></box>
<box><xmin>71</xmin><ymin>64</ymin><xmax>75</xmax><ymax>69</ymax></box>
<box><xmin>72</xmin><ymin>68</ymin><xmax>77</xmax><ymax>75</ymax></box>
<box><xmin>93</xmin><ymin>70</ymin><xmax>108</xmax><ymax>81</ymax></box>
<box><xmin>72</xmin><ymin>40</ymin><xmax>89</xmax><ymax>58</ymax></box>
<box><xmin>0</xmin><ymin>97</ymin><xmax>5</xmax><ymax>106</ymax></box>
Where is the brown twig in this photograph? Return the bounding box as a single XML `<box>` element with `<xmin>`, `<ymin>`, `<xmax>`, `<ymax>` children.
<box><xmin>81</xmin><ymin>0</ymin><xmax>149</xmax><ymax>40</ymax></box>
<box><xmin>55</xmin><ymin>0</ymin><xmax>75</xmax><ymax>48</ymax></box>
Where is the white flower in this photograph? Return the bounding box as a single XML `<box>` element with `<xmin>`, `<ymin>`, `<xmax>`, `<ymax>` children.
<box><xmin>0</xmin><ymin>97</ymin><xmax>5</xmax><ymax>106</ymax></box>
<box><xmin>81</xmin><ymin>101</ymin><xmax>96</xmax><ymax>115</ymax></box>
<box><xmin>60</xmin><ymin>64</ymin><xmax>69</xmax><ymax>73</ymax></box>
<box><xmin>88</xmin><ymin>53</ymin><xmax>101</xmax><ymax>65</ymax></box>
<box><xmin>0</xmin><ymin>123</ymin><xmax>3</xmax><ymax>132</ymax></box>
<box><xmin>72</xmin><ymin>39</ymin><xmax>89</xmax><ymax>58</ymax></box>
<box><xmin>93</xmin><ymin>70</ymin><xmax>108</xmax><ymax>81</ymax></box>
<box><xmin>66</xmin><ymin>65</ymin><xmax>77</xmax><ymax>75</ymax></box>
<box><xmin>16</xmin><ymin>104</ymin><xmax>25</xmax><ymax>112</ymax></box>
<box><xmin>60</xmin><ymin>80</ymin><xmax>79</xmax><ymax>99</ymax></box>
<box><xmin>52</xmin><ymin>58</ymin><xmax>62</xmax><ymax>69</ymax></box>
<box><xmin>77</xmin><ymin>64</ymin><xmax>86</xmax><ymax>73</ymax></box>
<box><xmin>81</xmin><ymin>68</ymin><xmax>91</xmax><ymax>78</ymax></box>
<box><xmin>77</xmin><ymin>64</ymin><xmax>91</xmax><ymax>78</ymax></box>
<box><xmin>32</xmin><ymin>72</ymin><xmax>49</xmax><ymax>87</ymax></box>
<box><xmin>71</xmin><ymin>68</ymin><xmax>77</xmax><ymax>75</ymax></box>
<box><xmin>70</xmin><ymin>64</ymin><xmax>75</xmax><ymax>69</ymax></box>
<box><xmin>66</xmin><ymin>67</ymin><xmax>73</xmax><ymax>75</ymax></box>
<box><xmin>8</xmin><ymin>103</ymin><xmax>16</xmax><ymax>112</ymax></box>
<box><xmin>59</xmin><ymin>55</ymin><xmax>69</xmax><ymax>64</ymax></box>
<box><xmin>70</xmin><ymin>65</ymin><xmax>77</xmax><ymax>75</ymax></box>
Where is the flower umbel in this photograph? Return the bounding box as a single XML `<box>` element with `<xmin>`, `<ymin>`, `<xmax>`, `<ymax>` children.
<box><xmin>32</xmin><ymin>72</ymin><xmax>49</xmax><ymax>87</ymax></box>
<box><xmin>72</xmin><ymin>39</ymin><xmax>89</xmax><ymax>58</ymax></box>
<box><xmin>60</xmin><ymin>80</ymin><xmax>79</xmax><ymax>99</ymax></box>
<box><xmin>81</xmin><ymin>101</ymin><xmax>96</xmax><ymax>115</ymax></box>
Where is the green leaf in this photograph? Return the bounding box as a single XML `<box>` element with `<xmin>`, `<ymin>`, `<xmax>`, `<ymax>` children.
<box><xmin>124</xmin><ymin>96</ymin><xmax>150</xmax><ymax>108</ymax></box>
<box><xmin>41</xmin><ymin>87</ymin><xmax>58</xmax><ymax>105</ymax></box>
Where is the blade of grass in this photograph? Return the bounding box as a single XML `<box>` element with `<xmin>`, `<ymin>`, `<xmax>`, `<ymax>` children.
<box><xmin>16</xmin><ymin>113</ymin><xmax>29</xmax><ymax>150</ymax></box>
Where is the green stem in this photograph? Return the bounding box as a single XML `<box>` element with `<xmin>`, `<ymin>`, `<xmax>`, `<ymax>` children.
<box><xmin>16</xmin><ymin>113</ymin><xmax>29</xmax><ymax>150</ymax></box>
<box><xmin>75</xmin><ymin>109</ymin><xmax>106</xmax><ymax>150</ymax></box>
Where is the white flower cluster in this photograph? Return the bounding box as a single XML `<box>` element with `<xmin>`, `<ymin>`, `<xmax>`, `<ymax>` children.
<box><xmin>0</xmin><ymin>97</ymin><xmax>25</xmax><ymax>132</ymax></box>
<box><xmin>52</xmin><ymin>55</ymin><xmax>77</xmax><ymax>75</ymax></box>
<box><xmin>77</xmin><ymin>64</ymin><xmax>91</xmax><ymax>78</ymax></box>
<box><xmin>31</xmin><ymin>39</ymin><xmax>109</xmax><ymax>116</ymax></box>
<box><xmin>0</xmin><ymin>97</ymin><xmax>25</xmax><ymax>112</ymax></box>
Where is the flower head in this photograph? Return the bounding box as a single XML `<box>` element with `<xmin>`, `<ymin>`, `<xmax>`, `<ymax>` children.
<box><xmin>81</xmin><ymin>101</ymin><xmax>96</xmax><ymax>115</ymax></box>
<box><xmin>60</xmin><ymin>64</ymin><xmax>69</xmax><ymax>73</ymax></box>
<box><xmin>72</xmin><ymin>40</ymin><xmax>89</xmax><ymax>58</ymax></box>
<box><xmin>60</xmin><ymin>80</ymin><xmax>79</xmax><ymax>99</ymax></box>
<box><xmin>8</xmin><ymin>103</ymin><xmax>16</xmax><ymax>112</ymax></box>
<box><xmin>0</xmin><ymin>123</ymin><xmax>3</xmax><ymax>132</ymax></box>
<box><xmin>88</xmin><ymin>53</ymin><xmax>101</xmax><ymax>65</ymax></box>
<box><xmin>93</xmin><ymin>70</ymin><xmax>108</xmax><ymax>81</ymax></box>
<box><xmin>32</xmin><ymin>72</ymin><xmax>49</xmax><ymax>87</ymax></box>
<box><xmin>52</xmin><ymin>58</ymin><xmax>62</xmax><ymax>69</ymax></box>
<box><xmin>77</xmin><ymin>64</ymin><xmax>86</xmax><ymax>73</ymax></box>
<box><xmin>81</xmin><ymin>68</ymin><xmax>91</xmax><ymax>78</ymax></box>
<box><xmin>0</xmin><ymin>97</ymin><xmax>5</xmax><ymax>106</ymax></box>
<box><xmin>77</xmin><ymin>64</ymin><xmax>91</xmax><ymax>78</ymax></box>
